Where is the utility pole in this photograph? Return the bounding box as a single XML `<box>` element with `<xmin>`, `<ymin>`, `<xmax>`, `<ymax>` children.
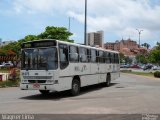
<box><xmin>84</xmin><ymin>0</ymin><xmax>87</xmax><ymax>45</ymax></box>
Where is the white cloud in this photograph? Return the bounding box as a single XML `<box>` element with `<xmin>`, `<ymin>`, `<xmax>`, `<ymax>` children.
<box><xmin>13</xmin><ymin>0</ymin><xmax>84</xmax><ymax>14</ymax></box>
<box><xmin>12</xmin><ymin>0</ymin><xmax>160</xmax><ymax>46</ymax></box>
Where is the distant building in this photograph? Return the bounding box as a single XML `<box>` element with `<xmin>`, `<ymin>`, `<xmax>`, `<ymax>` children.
<box><xmin>105</xmin><ymin>38</ymin><xmax>141</xmax><ymax>56</ymax></box>
<box><xmin>105</xmin><ymin>38</ymin><xmax>138</xmax><ymax>50</ymax></box>
<box><xmin>105</xmin><ymin>42</ymin><xmax>115</xmax><ymax>50</ymax></box>
<box><xmin>0</xmin><ymin>40</ymin><xmax>14</xmax><ymax>47</ymax></box>
<box><xmin>118</xmin><ymin>39</ymin><xmax>139</xmax><ymax>51</ymax></box>
<box><xmin>87</xmin><ymin>31</ymin><xmax>104</xmax><ymax>48</ymax></box>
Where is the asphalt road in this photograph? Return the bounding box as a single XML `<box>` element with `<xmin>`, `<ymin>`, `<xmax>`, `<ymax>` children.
<box><xmin>0</xmin><ymin>73</ymin><xmax>160</xmax><ymax>114</ymax></box>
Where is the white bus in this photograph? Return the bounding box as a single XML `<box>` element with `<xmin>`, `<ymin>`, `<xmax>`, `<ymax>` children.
<box><xmin>20</xmin><ymin>39</ymin><xmax>120</xmax><ymax>95</ymax></box>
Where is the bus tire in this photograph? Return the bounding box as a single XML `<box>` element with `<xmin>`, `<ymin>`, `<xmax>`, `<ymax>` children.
<box><xmin>106</xmin><ymin>74</ymin><xmax>111</xmax><ymax>87</ymax></box>
<box><xmin>71</xmin><ymin>79</ymin><xmax>80</xmax><ymax>96</ymax></box>
<box><xmin>39</xmin><ymin>90</ymin><xmax>50</xmax><ymax>95</ymax></box>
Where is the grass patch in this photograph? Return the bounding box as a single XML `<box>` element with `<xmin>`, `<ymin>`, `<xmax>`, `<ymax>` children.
<box><xmin>0</xmin><ymin>80</ymin><xmax>19</xmax><ymax>88</ymax></box>
<box><xmin>0</xmin><ymin>68</ymin><xmax>10</xmax><ymax>73</ymax></box>
<box><xmin>120</xmin><ymin>70</ymin><xmax>132</xmax><ymax>73</ymax></box>
<box><xmin>121</xmin><ymin>70</ymin><xmax>154</xmax><ymax>77</ymax></box>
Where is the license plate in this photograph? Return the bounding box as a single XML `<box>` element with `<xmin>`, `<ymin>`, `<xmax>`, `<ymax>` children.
<box><xmin>33</xmin><ymin>83</ymin><xmax>40</xmax><ymax>88</ymax></box>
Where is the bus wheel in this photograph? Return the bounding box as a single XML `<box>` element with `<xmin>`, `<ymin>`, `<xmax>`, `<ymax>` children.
<box><xmin>106</xmin><ymin>74</ymin><xmax>111</xmax><ymax>87</ymax></box>
<box><xmin>71</xmin><ymin>79</ymin><xmax>80</xmax><ymax>96</ymax></box>
<box><xmin>39</xmin><ymin>90</ymin><xmax>50</xmax><ymax>95</ymax></box>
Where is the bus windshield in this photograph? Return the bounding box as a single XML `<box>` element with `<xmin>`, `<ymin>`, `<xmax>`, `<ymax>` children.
<box><xmin>21</xmin><ymin>47</ymin><xmax>58</xmax><ymax>70</ymax></box>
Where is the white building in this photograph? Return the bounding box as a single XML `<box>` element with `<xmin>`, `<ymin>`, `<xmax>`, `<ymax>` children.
<box><xmin>87</xmin><ymin>31</ymin><xmax>104</xmax><ymax>48</ymax></box>
<box><xmin>0</xmin><ymin>40</ymin><xmax>14</xmax><ymax>47</ymax></box>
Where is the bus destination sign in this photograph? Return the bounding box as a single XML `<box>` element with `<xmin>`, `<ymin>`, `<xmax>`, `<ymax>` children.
<box><xmin>22</xmin><ymin>40</ymin><xmax>57</xmax><ymax>48</ymax></box>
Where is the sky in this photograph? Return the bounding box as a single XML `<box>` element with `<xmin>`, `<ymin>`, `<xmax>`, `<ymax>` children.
<box><xmin>0</xmin><ymin>0</ymin><xmax>160</xmax><ymax>47</ymax></box>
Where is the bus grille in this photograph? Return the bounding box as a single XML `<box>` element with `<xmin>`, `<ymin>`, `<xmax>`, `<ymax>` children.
<box><xmin>23</xmin><ymin>76</ymin><xmax>52</xmax><ymax>79</ymax></box>
<box><xmin>28</xmin><ymin>80</ymin><xmax>46</xmax><ymax>83</ymax></box>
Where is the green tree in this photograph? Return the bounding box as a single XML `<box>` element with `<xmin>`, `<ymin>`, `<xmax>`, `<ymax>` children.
<box><xmin>38</xmin><ymin>26</ymin><xmax>73</xmax><ymax>42</ymax></box>
<box><xmin>119</xmin><ymin>53</ymin><xmax>133</xmax><ymax>64</ymax></box>
<box><xmin>141</xmin><ymin>43</ymin><xmax>150</xmax><ymax>49</ymax></box>
<box><xmin>148</xmin><ymin>50</ymin><xmax>160</xmax><ymax>64</ymax></box>
<box><xmin>148</xmin><ymin>42</ymin><xmax>160</xmax><ymax>64</ymax></box>
<box><xmin>125</xmin><ymin>56</ymin><xmax>132</xmax><ymax>64</ymax></box>
<box><xmin>136</xmin><ymin>54</ymin><xmax>148</xmax><ymax>64</ymax></box>
<box><xmin>0</xmin><ymin>26</ymin><xmax>74</xmax><ymax>66</ymax></box>
<box><xmin>156</xmin><ymin>42</ymin><xmax>160</xmax><ymax>50</ymax></box>
<box><xmin>24</xmin><ymin>35</ymin><xmax>38</xmax><ymax>41</ymax></box>
<box><xmin>119</xmin><ymin>53</ymin><xmax>125</xmax><ymax>63</ymax></box>
<box><xmin>0</xmin><ymin>42</ymin><xmax>20</xmax><ymax>66</ymax></box>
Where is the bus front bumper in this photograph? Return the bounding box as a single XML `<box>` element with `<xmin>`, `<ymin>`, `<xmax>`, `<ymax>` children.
<box><xmin>20</xmin><ymin>83</ymin><xmax>59</xmax><ymax>91</ymax></box>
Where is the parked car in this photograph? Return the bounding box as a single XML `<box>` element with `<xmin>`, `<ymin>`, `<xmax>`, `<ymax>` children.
<box><xmin>0</xmin><ymin>63</ymin><xmax>13</xmax><ymax>68</ymax></box>
<box><xmin>0</xmin><ymin>64</ymin><xmax>4</xmax><ymax>68</ymax></box>
<box><xmin>153</xmin><ymin>66</ymin><xmax>160</xmax><ymax>70</ymax></box>
<box><xmin>130</xmin><ymin>64</ymin><xmax>140</xmax><ymax>69</ymax></box>
<box><xmin>140</xmin><ymin>65</ymin><xmax>145</xmax><ymax>69</ymax></box>
<box><xmin>143</xmin><ymin>65</ymin><xmax>153</xmax><ymax>71</ymax></box>
<box><xmin>120</xmin><ymin>64</ymin><xmax>130</xmax><ymax>68</ymax></box>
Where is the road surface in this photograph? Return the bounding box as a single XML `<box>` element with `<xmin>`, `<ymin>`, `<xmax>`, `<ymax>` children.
<box><xmin>0</xmin><ymin>73</ymin><xmax>160</xmax><ymax>114</ymax></box>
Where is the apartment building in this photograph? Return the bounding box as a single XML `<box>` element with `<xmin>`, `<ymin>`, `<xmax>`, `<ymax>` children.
<box><xmin>87</xmin><ymin>31</ymin><xmax>104</xmax><ymax>48</ymax></box>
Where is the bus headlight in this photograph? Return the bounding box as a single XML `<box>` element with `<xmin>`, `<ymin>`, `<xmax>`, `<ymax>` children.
<box><xmin>21</xmin><ymin>80</ymin><xmax>28</xmax><ymax>83</ymax></box>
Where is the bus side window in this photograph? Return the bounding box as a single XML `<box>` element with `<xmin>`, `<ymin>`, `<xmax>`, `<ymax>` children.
<box><xmin>96</xmin><ymin>50</ymin><xmax>99</xmax><ymax>63</ymax></box>
<box><xmin>115</xmin><ymin>53</ymin><xmax>119</xmax><ymax>64</ymax></box>
<box><xmin>91</xmin><ymin>49</ymin><xmax>96</xmax><ymax>63</ymax></box>
<box><xmin>113</xmin><ymin>53</ymin><xmax>115</xmax><ymax>64</ymax></box>
<box><xmin>79</xmin><ymin>47</ymin><xmax>88</xmax><ymax>63</ymax></box>
<box><xmin>87</xmin><ymin>49</ymin><xmax>91</xmax><ymax>62</ymax></box>
<box><xmin>69</xmin><ymin>45</ymin><xmax>79</xmax><ymax>62</ymax></box>
<box><xmin>21</xmin><ymin>50</ymin><xmax>26</xmax><ymax>69</ymax></box>
<box><xmin>104</xmin><ymin>52</ymin><xmax>109</xmax><ymax>63</ymax></box>
<box><xmin>108</xmin><ymin>53</ymin><xmax>111</xmax><ymax>63</ymax></box>
<box><xmin>111</xmin><ymin>53</ymin><xmax>114</xmax><ymax>63</ymax></box>
<box><xmin>59</xmin><ymin>44</ymin><xmax>69</xmax><ymax>69</ymax></box>
<box><xmin>118</xmin><ymin>54</ymin><xmax>120</xmax><ymax>64</ymax></box>
<box><xmin>114</xmin><ymin>53</ymin><xmax>117</xmax><ymax>64</ymax></box>
<box><xmin>99</xmin><ymin>51</ymin><xmax>104</xmax><ymax>63</ymax></box>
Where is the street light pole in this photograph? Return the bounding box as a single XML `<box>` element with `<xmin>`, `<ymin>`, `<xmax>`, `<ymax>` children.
<box><xmin>136</xmin><ymin>29</ymin><xmax>143</xmax><ymax>48</ymax></box>
<box><xmin>84</xmin><ymin>0</ymin><xmax>87</xmax><ymax>45</ymax></box>
<box><xmin>68</xmin><ymin>17</ymin><xmax>71</xmax><ymax>32</ymax></box>
<box><xmin>136</xmin><ymin>29</ymin><xmax>143</xmax><ymax>64</ymax></box>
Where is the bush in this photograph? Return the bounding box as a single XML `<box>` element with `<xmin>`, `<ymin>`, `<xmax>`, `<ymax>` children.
<box><xmin>154</xmin><ymin>71</ymin><xmax>160</xmax><ymax>78</ymax></box>
<box><xmin>0</xmin><ymin>80</ymin><xmax>19</xmax><ymax>88</ymax></box>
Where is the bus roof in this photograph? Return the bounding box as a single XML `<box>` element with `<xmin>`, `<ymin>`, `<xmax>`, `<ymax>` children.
<box><xmin>58</xmin><ymin>40</ymin><xmax>119</xmax><ymax>54</ymax></box>
<box><xmin>22</xmin><ymin>39</ymin><xmax>119</xmax><ymax>54</ymax></box>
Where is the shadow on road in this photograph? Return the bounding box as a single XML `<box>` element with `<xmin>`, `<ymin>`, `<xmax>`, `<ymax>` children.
<box><xmin>20</xmin><ymin>83</ymin><xmax>118</xmax><ymax>101</ymax></box>
<box><xmin>80</xmin><ymin>83</ymin><xmax>118</xmax><ymax>95</ymax></box>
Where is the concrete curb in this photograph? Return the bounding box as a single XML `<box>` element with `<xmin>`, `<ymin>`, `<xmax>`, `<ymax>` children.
<box><xmin>122</xmin><ymin>73</ymin><xmax>160</xmax><ymax>80</ymax></box>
